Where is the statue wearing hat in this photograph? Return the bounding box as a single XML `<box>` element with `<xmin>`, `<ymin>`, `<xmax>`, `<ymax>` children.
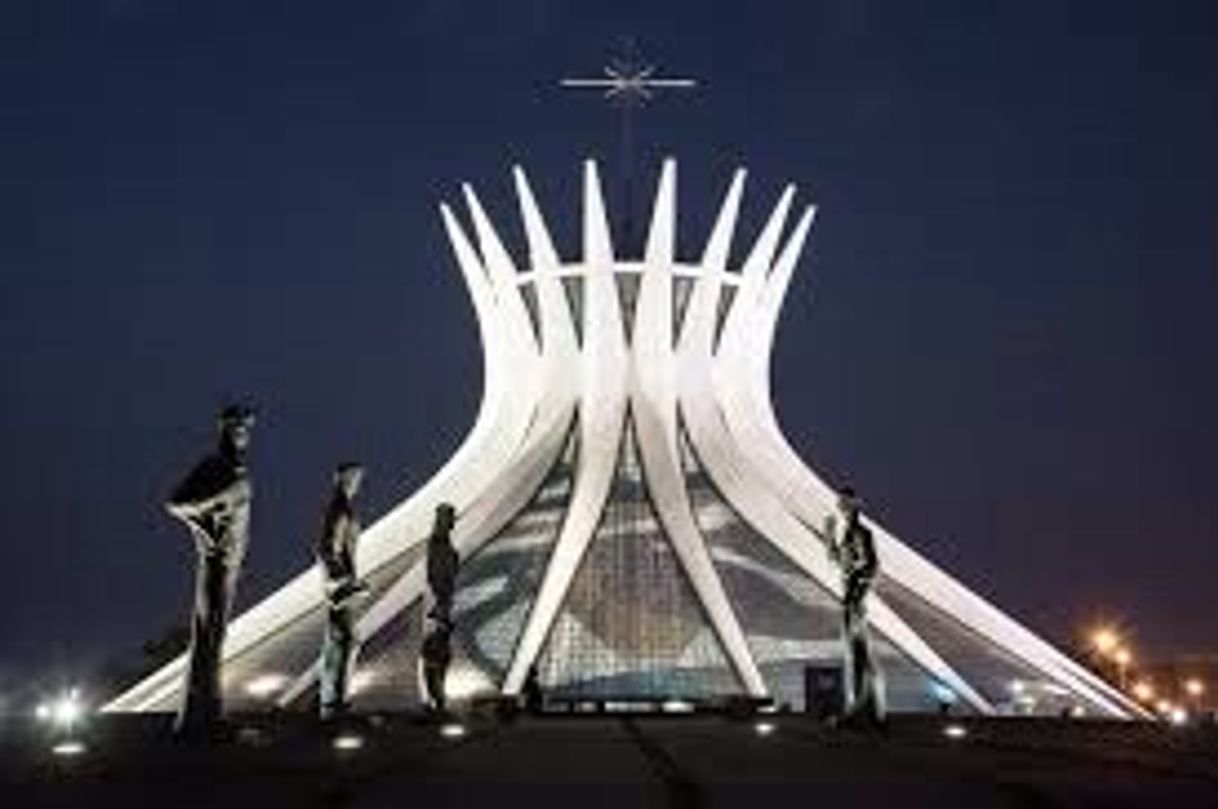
<box><xmin>165</xmin><ymin>403</ymin><xmax>255</xmax><ymax>738</ymax></box>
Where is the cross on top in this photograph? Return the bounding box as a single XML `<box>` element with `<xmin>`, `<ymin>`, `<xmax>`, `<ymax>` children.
<box><xmin>560</xmin><ymin>46</ymin><xmax>697</xmax><ymax>106</ymax></box>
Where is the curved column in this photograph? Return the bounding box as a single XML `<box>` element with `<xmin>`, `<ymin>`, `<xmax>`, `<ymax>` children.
<box><xmin>632</xmin><ymin>160</ymin><xmax>766</xmax><ymax>695</ymax></box>
<box><xmin>503</xmin><ymin>161</ymin><xmax>630</xmax><ymax>694</ymax></box>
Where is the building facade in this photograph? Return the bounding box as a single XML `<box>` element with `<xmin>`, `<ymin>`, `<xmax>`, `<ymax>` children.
<box><xmin>106</xmin><ymin>161</ymin><xmax>1143</xmax><ymax>718</ymax></box>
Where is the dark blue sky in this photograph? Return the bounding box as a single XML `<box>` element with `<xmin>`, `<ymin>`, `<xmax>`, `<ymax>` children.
<box><xmin>2</xmin><ymin>1</ymin><xmax>1215</xmax><ymax>683</ymax></box>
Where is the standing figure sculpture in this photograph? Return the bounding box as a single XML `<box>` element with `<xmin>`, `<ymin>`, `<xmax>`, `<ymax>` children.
<box><xmin>165</xmin><ymin>404</ymin><xmax>255</xmax><ymax>738</ymax></box>
<box><xmin>821</xmin><ymin>485</ymin><xmax>886</xmax><ymax>728</ymax></box>
<box><xmin>316</xmin><ymin>462</ymin><xmax>368</xmax><ymax>720</ymax></box>
<box><xmin>420</xmin><ymin>503</ymin><xmax>458</xmax><ymax>712</ymax></box>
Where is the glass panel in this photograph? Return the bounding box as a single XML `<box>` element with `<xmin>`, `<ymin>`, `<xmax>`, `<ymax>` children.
<box><xmin>875</xmin><ymin>576</ymin><xmax>1105</xmax><ymax>716</ymax></box>
<box><xmin>672</xmin><ymin>276</ymin><xmax>694</xmax><ymax>345</ymax></box>
<box><xmin>517</xmin><ymin>281</ymin><xmax>541</xmax><ymax>343</ymax></box>
<box><xmin>560</xmin><ymin>276</ymin><xmax>583</xmax><ymax>345</ymax></box>
<box><xmin>538</xmin><ymin>416</ymin><xmax>741</xmax><ymax>698</ymax></box>
<box><xmin>351</xmin><ymin>422</ymin><xmax>577</xmax><ymax>708</ymax></box>
<box><xmin>614</xmin><ymin>272</ymin><xmax>641</xmax><ymax>344</ymax></box>
<box><xmin>714</xmin><ymin>284</ymin><xmax>737</xmax><ymax>348</ymax></box>
<box><xmin>682</xmin><ymin>430</ymin><xmax>953</xmax><ymax>713</ymax></box>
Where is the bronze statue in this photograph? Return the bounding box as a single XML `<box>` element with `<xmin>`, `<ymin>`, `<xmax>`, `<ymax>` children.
<box><xmin>421</xmin><ymin>503</ymin><xmax>458</xmax><ymax>711</ymax></box>
<box><xmin>316</xmin><ymin>462</ymin><xmax>368</xmax><ymax>720</ymax></box>
<box><xmin>165</xmin><ymin>404</ymin><xmax>255</xmax><ymax>738</ymax></box>
<box><xmin>821</xmin><ymin>485</ymin><xmax>886</xmax><ymax>727</ymax></box>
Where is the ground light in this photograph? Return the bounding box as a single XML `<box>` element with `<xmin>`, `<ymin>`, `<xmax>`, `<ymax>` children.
<box><xmin>439</xmin><ymin>722</ymin><xmax>466</xmax><ymax>740</ymax></box>
<box><xmin>753</xmin><ymin>721</ymin><xmax>776</xmax><ymax>737</ymax></box>
<box><xmin>332</xmin><ymin>733</ymin><xmax>365</xmax><ymax>752</ymax></box>
<box><xmin>943</xmin><ymin>723</ymin><xmax>968</xmax><ymax>740</ymax></box>
<box><xmin>51</xmin><ymin>740</ymin><xmax>87</xmax><ymax>757</ymax></box>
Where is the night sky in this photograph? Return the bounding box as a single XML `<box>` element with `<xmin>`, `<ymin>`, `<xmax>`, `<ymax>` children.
<box><xmin>2</xmin><ymin>1</ymin><xmax>1215</xmax><ymax>686</ymax></box>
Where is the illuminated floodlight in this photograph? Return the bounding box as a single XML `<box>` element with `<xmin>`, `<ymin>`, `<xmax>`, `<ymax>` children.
<box><xmin>1168</xmin><ymin>707</ymin><xmax>1189</xmax><ymax>726</ymax></box>
<box><xmin>439</xmin><ymin>722</ymin><xmax>466</xmax><ymax>740</ymax></box>
<box><xmin>661</xmin><ymin>699</ymin><xmax>695</xmax><ymax>714</ymax></box>
<box><xmin>51</xmin><ymin>740</ymin><xmax>87</xmax><ymax>757</ymax></box>
<box><xmin>753</xmin><ymin>721</ymin><xmax>776</xmax><ymax>737</ymax></box>
<box><xmin>243</xmin><ymin>674</ymin><xmax>288</xmax><ymax>699</ymax></box>
<box><xmin>349</xmin><ymin>670</ymin><xmax>377</xmax><ymax>696</ymax></box>
<box><xmin>444</xmin><ymin>666</ymin><xmax>494</xmax><ymax>702</ymax></box>
<box><xmin>1155</xmin><ymin>699</ymin><xmax>1173</xmax><ymax>716</ymax></box>
<box><xmin>943</xmin><ymin>723</ymin><xmax>967</xmax><ymax>740</ymax></box>
<box><xmin>1008</xmin><ymin>680</ymin><xmax>1026</xmax><ymax>696</ymax></box>
<box><xmin>1184</xmin><ymin>678</ymin><xmax>1205</xmax><ymax>698</ymax></box>
<box><xmin>1113</xmin><ymin>647</ymin><xmax>1132</xmax><ymax>667</ymax></box>
<box><xmin>1131</xmin><ymin>681</ymin><xmax>1155</xmax><ymax>702</ymax></box>
<box><xmin>332</xmin><ymin>733</ymin><xmax>365</xmax><ymax>752</ymax></box>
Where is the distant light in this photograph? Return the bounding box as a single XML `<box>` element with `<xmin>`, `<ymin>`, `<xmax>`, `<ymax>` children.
<box><xmin>661</xmin><ymin>699</ymin><xmax>694</xmax><ymax>714</ymax></box>
<box><xmin>1131</xmin><ymin>681</ymin><xmax>1155</xmax><ymax>702</ymax></box>
<box><xmin>1008</xmin><ymin>680</ymin><xmax>1026</xmax><ymax>696</ymax></box>
<box><xmin>943</xmin><ymin>723</ymin><xmax>967</xmax><ymax>739</ymax></box>
<box><xmin>332</xmin><ymin>733</ymin><xmax>365</xmax><ymax>752</ymax></box>
<box><xmin>1168</xmin><ymin>707</ymin><xmax>1189</xmax><ymax>726</ymax></box>
<box><xmin>38</xmin><ymin>689</ymin><xmax>86</xmax><ymax>731</ymax></box>
<box><xmin>243</xmin><ymin>674</ymin><xmax>288</xmax><ymax>698</ymax></box>
<box><xmin>439</xmin><ymin>722</ymin><xmax>466</xmax><ymax>740</ymax></box>
<box><xmin>1184</xmin><ymin>678</ymin><xmax>1205</xmax><ymax>698</ymax></box>
<box><xmin>1069</xmin><ymin>705</ymin><xmax>1086</xmax><ymax>718</ymax></box>
<box><xmin>1091</xmin><ymin>628</ymin><xmax>1119</xmax><ymax>656</ymax></box>
<box><xmin>1155</xmin><ymin>700</ymin><xmax>1173</xmax><ymax>715</ymax></box>
<box><xmin>1113</xmin><ymin>647</ymin><xmax>1132</xmax><ymax>667</ymax></box>
<box><xmin>753</xmin><ymin>721</ymin><xmax>776</xmax><ymax>737</ymax></box>
<box><xmin>51</xmin><ymin>740</ymin><xmax>87</xmax><ymax>757</ymax></box>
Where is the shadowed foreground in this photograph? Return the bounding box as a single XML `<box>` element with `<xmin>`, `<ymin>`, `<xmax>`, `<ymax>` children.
<box><xmin>2</xmin><ymin>714</ymin><xmax>1216</xmax><ymax>807</ymax></box>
